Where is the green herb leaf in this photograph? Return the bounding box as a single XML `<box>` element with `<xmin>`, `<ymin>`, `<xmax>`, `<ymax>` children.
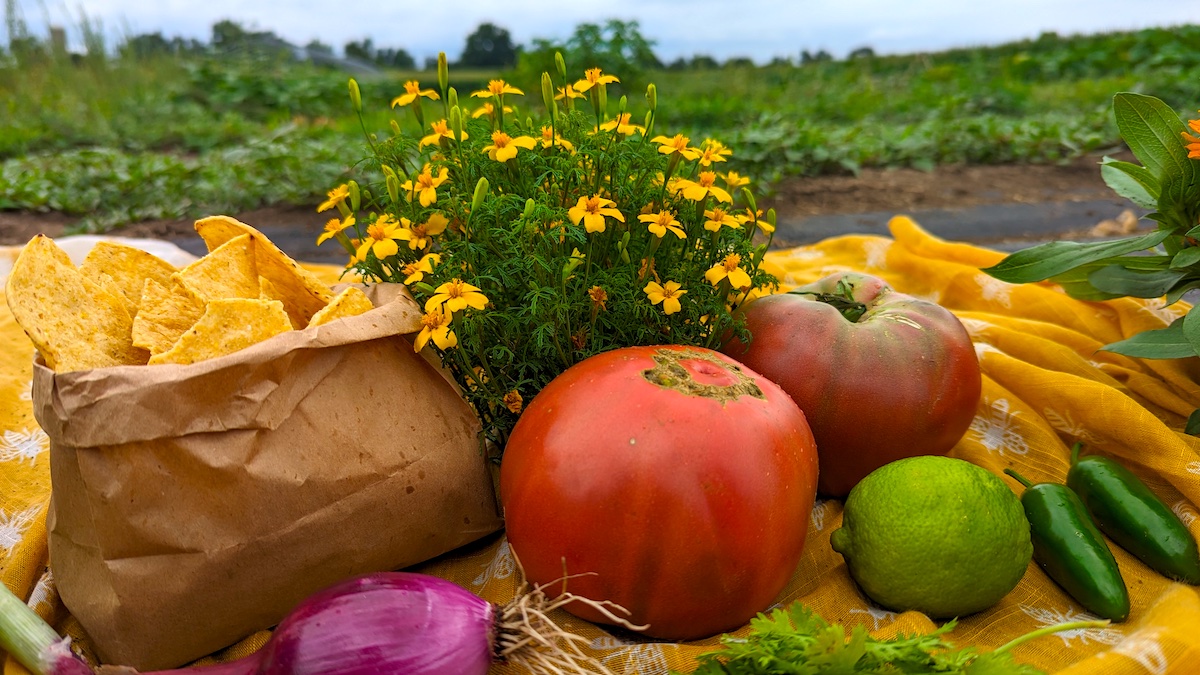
<box><xmin>1112</xmin><ymin>93</ymin><xmax>1196</xmax><ymax>186</ymax></box>
<box><xmin>1100</xmin><ymin>157</ymin><xmax>1159</xmax><ymax>210</ymax></box>
<box><xmin>982</xmin><ymin>229</ymin><xmax>1172</xmax><ymax>283</ymax></box>
<box><xmin>1087</xmin><ymin>265</ymin><xmax>1187</xmax><ymax>298</ymax></box>
<box><xmin>1172</xmin><ymin>247</ymin><xmax>1200</xmax><ymax>269</ymax></box>
<box><xmin>1186</xmin><ymin>409</ymin><xmax>1200</xmax><ymax>436</ymax></box>
<box><xmin>1102</xmin><ymin>317</ymin><xmax>1197</xmax><ymax>358</ymax></box>
<box><xmin>1167</xmin><ymin>280</ymin><xmax>1200</xmax><ymax>305</ymax></box>
<box><xmin>1183</xmin><ymin>306</ymin><xmax>1200</xmax><ymax>358</ymax></box>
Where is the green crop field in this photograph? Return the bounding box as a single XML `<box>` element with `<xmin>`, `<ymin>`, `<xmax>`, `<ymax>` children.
<box><xmin>2</xmin><ymin>21</ymin><xmax>1199</xmax><ymax>233</ymax></box>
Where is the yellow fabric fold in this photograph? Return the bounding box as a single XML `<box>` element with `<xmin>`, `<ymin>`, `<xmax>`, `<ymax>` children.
<box><xmin>4</xmin><ymin>215</ymin><xmax>1200</xmax><ymax>674</ymax></box>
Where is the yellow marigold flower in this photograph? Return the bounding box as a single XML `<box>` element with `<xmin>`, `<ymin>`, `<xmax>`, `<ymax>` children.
<box><xmin>696</xmin><ymin>139</ymin><xmax>732</xmax><ymax>166</ymax></box>
<box><xmin>598</xmin><ymin>112</ymin><xmax>645</xmax><ymax>136</ymax></box>
<box><xmin>555</xmin><ymin>84</ymin><xmax>584</xmax><ymax>101</ymax></box>
<box><xmin>401</xmin><ymin>252</ymin><xmax>441</xmax><ymax>285</ymax></box>
<box><xmin>1184</xmin><ymin>114</ymin><xmax>1200</xmax><ymax>159</ymax></box>
<box><xmin>588</xmin><ymin>285</ymin><xmax>608</xmax><ymax>311</ymax></box>
<box><xmin>354</xmin><ymin>214</ymin><xmax>410</xmax><ymax>262</ymax></box>
<box><xmin>644</xmin><ymin>280</ymin><xmax>686</xmax><ymax>315</ymax></box>
<box><xmin>721</xmin><ymin>170</ymin><xmax>750</xmax><ymax>189</ymax></box>
<box><xmin>317</xmin><ymin>214</ymin><xmax>354</xmax><ymax>245</ymax></box>
<box><xmin>400</xmin><ymin>164</ymin><xmax>449</xmax><ymax>207</ymax></box>
<box><xmin>539</xmin><ymin>125</ymin><xmax>574</xmax><ymax>151</ymax></box>
<box><xmin>637</xmin><ymin>209</ymin><xmax>685</xmax><ymax>239</ymax></box>
<box><xmin>704</xmin><ymin>207</ymin><xmax>740</xmax><ymax>232</ymax></box>
<box><xmin>737</xmin><ymin>208</ymin><xmax>771</xmax><ymax>233</ymax></box>
<box><xmin>568</xmin><ymin>195</ymin><xmax>625</xmax><ymax>233</ymax></box>
<box><xmin>420</xmin><ymin>119</ymin><xmax>468</xmax><ymax>147</ymax></box>
<box><xmin>705</xmin><ymin>253</ymin><xmax>753</xmax><ymax>289</ymax></box>
<box><xmin>503</xmin><ymin>390</ymin><xmax>523</xmax><ymax>414</ymax></box>
<box><xmin>651</xmin><ymin>133</ymin><xmax>700</xmax><ymax>160</ymax></box>
<box><xmin>471</xmin><ymin>79</ymin><xmax>523</xmax><ymax>98</ymax></box>
<box><xmin>482</xmin><ymin>130</ymin><xmax>537</xmax><ymax>162</ymax></box>
<box><xmin>674</xmin><ymin>171</ymin><xmax>733</xmax><ymax>203</ymax></box>
<box><xmin>317</xmin><ymin>183</ymin><xmax>350</xmax><ymax>212</ymax></box>
<box><xmin>391</xmin><ymin>80</ymin><xmax>439</xmax><ymax>108</ymax></box>
<box><xmin>414</xmin><ymin>307</ymin><xmax>456</xmax><ymax>352</ymax></box>
<box><xmin>403</xmin><ymin>212</ymin><xmax>449</xmax><ymax>250</ymax></box>
<box><xmin>426</xmin><ymin>277</ymin><xmax>489</xmax><ymax>313</ymax></box>
<box><xmin>574</xmin><ymin>67</ymin><xmax>619</xmax><ymax>93</ymax></box>
<box><xmin>471</xmin><ymin>101</ymin><xmax>514</xmax><ymax>119</ymax></box>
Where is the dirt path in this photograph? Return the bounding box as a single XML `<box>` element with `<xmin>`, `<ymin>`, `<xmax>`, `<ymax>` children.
<box><xmin>0</xmin><ymin>152</ymin><xmax>1133</xmax><ymax>259</ymax></box>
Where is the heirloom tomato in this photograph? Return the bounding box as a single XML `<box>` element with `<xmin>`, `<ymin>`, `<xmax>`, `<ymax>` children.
<box><xmin>722</xmin><ymin>272</ymin><xmax>981</xmax><ymax>497</ymax></box>
<box><xmin>499</xmin><ymin>345</ymin><xmax>819</xmax><ymax>641</ymax></box>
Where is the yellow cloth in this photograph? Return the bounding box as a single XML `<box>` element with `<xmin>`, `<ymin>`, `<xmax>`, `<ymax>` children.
<box><xmin>5</xmin><ymin>216</ymin><xmax>1200</xmax><ymax>674</ymax></box>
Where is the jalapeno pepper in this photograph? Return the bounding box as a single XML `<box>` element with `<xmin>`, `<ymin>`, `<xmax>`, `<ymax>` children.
<box><xmin>1005</xmin><ymin>468</ymin><xmax>1129</xmax><ymax>621</ymax></box>
<box><xmin>1066</xmin><ymin>443</ymin><xmax>1200</xmax><ymax>585</ymax></box>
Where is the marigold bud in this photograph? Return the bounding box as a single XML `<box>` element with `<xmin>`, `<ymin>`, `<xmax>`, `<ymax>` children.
<box><xmin>348</xmin><ymin>78</ymin><xmax>362</xmax><ymax>113</ymax></box>
<box><xmin>523</xmin><ymin>198</ymin><xmax>536</xmax><ymax>220</ymax></box>
<box><xmin>386</xmin><ymin>174</ymin><xmax>400</xmax><ymax>204</ymax></box>
<box><xmin>646</xmin><ymin>83</ymin><xmax>657</xmax><ymax>111</ymax></box>
<box><xmin>742</xmin><ymin>187</ymin><xmax>758</xmax><ymax>214</ymax></box>
<box><xmin>617</xmin><ymin>95</ymin><xmax>627</xmax><ymax>117</ymax></box>
<box><xmin>471</xmin><ymin>177</ymin><xmax>490</xmax><ymax>214</ymax></box>
<box><xmin>347</xmin><ymin>180</ymin><xmax>361</xmax><ymax>212</ymax></box>
<box><xmin>390</xmin><ymin>119</ymin><xmax>401</xmax><ymax>135</ymax></box>
<box><xmin>554</xmin><ymin>52</ymin><xmax>567</xmax><ymax>81</ymax></box>
<box><xmin>449</xmin><ymin>106</ymin><xmax>464</xmax><ymax>141</ymax></box>
<box><xmin>541</xmin><ymin>72</ymin><xmax>555</xmax><ymax>114</ymax></box>
<box><xmin>447</xmin><ymin>86</ymin><xmax>458</xmax><ymax>110</ymax></box>
<box><xmin>437</xmin><ymin>52</ymin><xmax>448</xmax><ymax>94</ymax></box>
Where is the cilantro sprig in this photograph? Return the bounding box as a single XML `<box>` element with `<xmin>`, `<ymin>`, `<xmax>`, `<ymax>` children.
<box><xmin>687</xmin><ymin>603</ymin><xmax>1107</xmax><ymax>675</ymax></box>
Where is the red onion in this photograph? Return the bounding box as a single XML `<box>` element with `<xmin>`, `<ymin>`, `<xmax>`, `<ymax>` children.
<box><xmin>2</xmin><ymin>571</ymin><xmax>629</xmax><ymax>675</ymax></box>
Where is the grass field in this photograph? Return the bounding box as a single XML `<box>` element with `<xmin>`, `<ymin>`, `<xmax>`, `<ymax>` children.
<box><xmin>2</xmin><ymin>25</ymin><xmax>1199</xmax><ymax>232</ymax></box>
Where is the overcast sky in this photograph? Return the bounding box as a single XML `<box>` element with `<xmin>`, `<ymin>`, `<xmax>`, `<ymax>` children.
<box><xmin>13</xmin><ymin>0</ymin><xmax>1200</xmax><ymax>64</ymax></box>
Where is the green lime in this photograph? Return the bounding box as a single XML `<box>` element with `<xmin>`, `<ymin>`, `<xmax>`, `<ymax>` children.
<box><xmin>829</xmin><ymin>456</ymin><xmax>1032</xmax><ymax>618</ymax></box>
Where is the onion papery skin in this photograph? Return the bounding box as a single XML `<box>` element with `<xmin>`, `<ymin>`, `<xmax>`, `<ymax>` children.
<box><xmin>137</xmin><ymin>573</ymin><xmax>495</xmax><ymax>675</ymax></box>
<box><xmin>251</xmin><ymin>573</ymin><xmax>496</xmax><ymax>675</ymax></box>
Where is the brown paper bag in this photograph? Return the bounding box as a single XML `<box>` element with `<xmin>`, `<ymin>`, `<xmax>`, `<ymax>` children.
<box><xmin>34</xmin><ymin>284</ymin><xmax>503</xmax><ymax>670</ymax></box>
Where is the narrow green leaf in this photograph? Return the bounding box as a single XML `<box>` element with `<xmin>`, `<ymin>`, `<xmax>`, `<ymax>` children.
<box><xmin>1102</xmin><ymin>317</ymin><xmax>1197</xmax><ymax>358</ymax></box>
<box><xmin>1173</xmin><ymin>247</ymin><xmax>1200</xmax><ymax>269</ymax></box>
<box><xmin>1183</xmin><ymin>306</ymin><xmax>1200</xmax><ymax>357</ymax></box>
<box><xmin>1113</xmin><ymin>93</ymin><xmax>1196</xmax><ymax>186</ymax></box>
<box><xmin>1100</xmin><ymin>157</ymin><xmax>1159</xmax><ymax>210</ymax></box>
<box><xmin>1167</xmin><ymin>280</ymin><xmax>1200</xmax><ymax>305</ymax></box>
<box><xmin>982</xmin><ymin>229</ymin><xmax>1172</xmax><ymax>283</ymax></box>
<box><xmin>1088</xmin><ymin>266</ymin><xmax>1187</xmax><ymax>298</ymax></box>
<box><xmin>1185</xmin><ymin>409</ymin><xmax>1200</xmax><ymax>436</ymax></box>
<box><xmin>1187</xmin><ymin>224</ymin><xmax>1200</xmax><ymax>239</ymax></box>
<box><xmin>1050</xmin><ymin>256</ymin><xmax>1166</xmax><ymax>300</ymax></box>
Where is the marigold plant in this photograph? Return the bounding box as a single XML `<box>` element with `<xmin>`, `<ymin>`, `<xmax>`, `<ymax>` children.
<box><xmin>321</xmin><ymin>53</ymin><xmax>778</xmax><ymax>449</ymax></box>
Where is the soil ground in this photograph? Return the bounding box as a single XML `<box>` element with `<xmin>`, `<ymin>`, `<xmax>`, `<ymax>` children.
<box><xmin>0</xmin><ymin>152</ymin><xmax>1137</xmax><ymax>259</ymax></box>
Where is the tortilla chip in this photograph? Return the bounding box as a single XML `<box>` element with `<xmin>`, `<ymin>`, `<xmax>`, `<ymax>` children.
<box><xmin>132</xmin><ymin>278</ymin><xmax>207</xmax><ymax>355</ymax></box>
<box><xmin>79</xmin><ymin>241</ymin><xmax>176</xmax><ymax>315</ymax></box>
<box><xmin>5</xmin><ymin>235</ymin><xmax>146</xmax><ymax>371</ymax></box>
<box><xmin>148</xmin><ymin>298</ymin><xmax>293</xmax><ymax>365</ymax></box>
<box><xmin>258</xmin><ymin>276</ymin><xmax>301</xmax><ymax>329</ymax></box>
<box><xmin>308</xmin><ymin>287</ymin><xmax>375</xmax><ymax>327</ymax></box>
<box><xmin>174</xmin><ymin>233</ymin><xmax>258</xmax><ymax>302</ymax></box>
<box><xmin>195</xmin><ymin>216</ymin><xmax>333</xmax><ymax>325</ymax></box>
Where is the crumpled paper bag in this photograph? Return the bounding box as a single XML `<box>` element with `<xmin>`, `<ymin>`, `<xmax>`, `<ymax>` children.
<box><xmin>33</xmin><ymin>284</ymin><xmax>503</xmax><ymax>670</ymax></box>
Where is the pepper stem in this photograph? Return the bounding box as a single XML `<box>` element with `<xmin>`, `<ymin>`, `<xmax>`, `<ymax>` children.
<box><xmin>1070</xmin><ymin>441</ymin><xmax>1084</xmax><ymax>467</ymax></box>
<box><xmin>993</xmin><ymin>619</ymin><xmax>1111</xmax><ymax>654</ymax></box>
<box><xmin>1003</xmin><ymin>468</ymin><xmax>1034</xmax><ymax>489</ymax></box>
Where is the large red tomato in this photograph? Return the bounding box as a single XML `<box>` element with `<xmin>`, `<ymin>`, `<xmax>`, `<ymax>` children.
<box><xmin>500</xmin><ymin>345</ymin><xmax>819</xmax><ymax>641</ymax></box>
<box><xmin>722</xmin><ymin>271</ymin><xmax>980</xmax><ymax>497</ymax></box>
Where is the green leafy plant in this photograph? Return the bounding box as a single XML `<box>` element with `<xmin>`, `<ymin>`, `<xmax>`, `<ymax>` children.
<box><xmin>983</xmin><ymin>92</ymin><xmax>1200</xmax><ymax>428</ymax></box>
<box><xmin>687</xmin><ymin>602</ymin><xmax>1107</xmax><ymax>675</ymax></box>
<box><xmin>321</xmin><ymin>53</ymin><xmax>778</xmax><ymax>449</ymax></box>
